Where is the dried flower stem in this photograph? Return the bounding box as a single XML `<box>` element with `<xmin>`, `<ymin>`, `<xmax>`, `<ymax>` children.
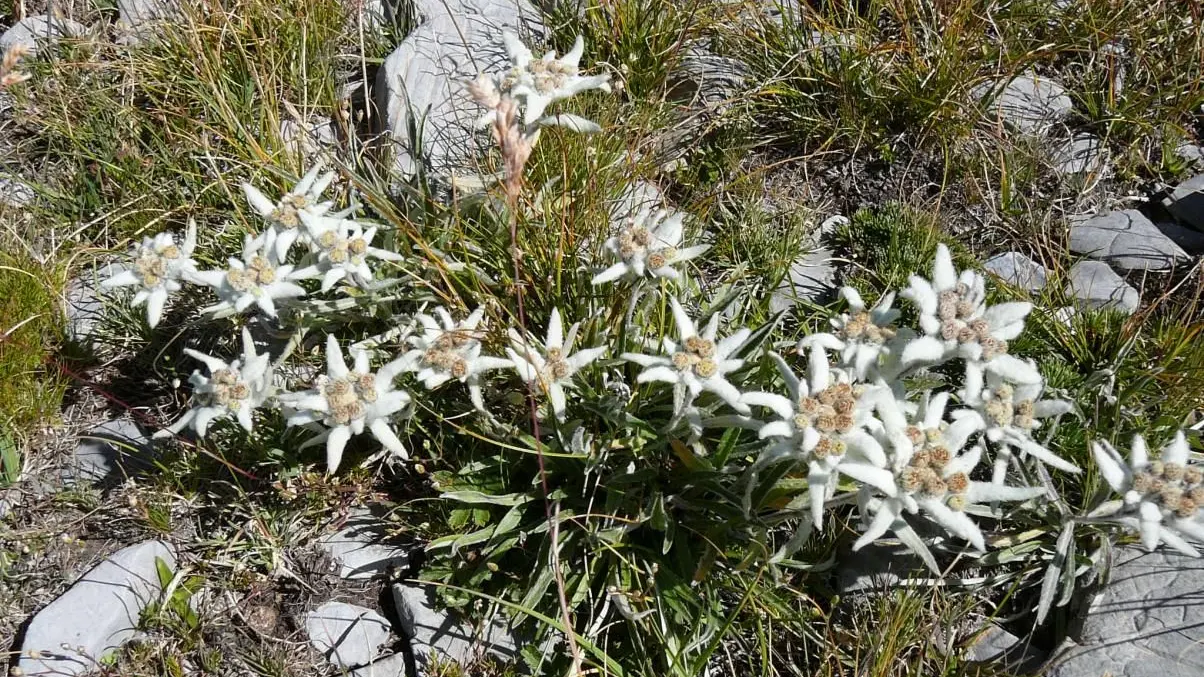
<box><xmin>1</xmin><ymin>45</ymin><xmax>32</xmax><ymax>89</ymax></box>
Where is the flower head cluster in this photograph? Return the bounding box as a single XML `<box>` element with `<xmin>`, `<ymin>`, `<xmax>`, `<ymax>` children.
<box><xmin>192</xmin><ymin>230</ymin><xmax>317</xmax><ymax>318</ymax></box>
<box><xmin>156</xmin><ymin>328</ymin><xmax>272</xmax><ymax>438</ymax></box>
<box><xmin>592</xmin><ymin>208</ymin><xmax>709</xmax><ymax>284</ymax></box>
<box><xmin>395</xmin><ymin>307</ymin><xmax>512</xmax><ymax>412</ymax></box>
<box><xmin>243</xmin><ymin>164</ymin><xmax>337</xmax><ymax>261</ymax></box>
<box><xmin>507</xmin><ymin>308</ymin><xmax>605</xmax><ymax>420</ymax></box>
<box><xmin>803</xmin><ymin>287</ymin><xmax>905</xmax><ymax>380</ymax></box>
<box><xmin>101</xmin><ymin>220</ymin><xmax>198</xmax><ymax>327</ymax></box>
<box><xmin>299</xmin><ymin>213</ymin><xmax>404</xmax><ymax>292</ymax></box>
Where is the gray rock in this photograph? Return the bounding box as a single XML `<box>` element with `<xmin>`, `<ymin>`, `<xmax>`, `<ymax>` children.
<box><xmin>392</xmin><ymin>583</ymin><xmax>517</xmax><ymax>668</ymax></box>
<box><xmin>1164</xmin><ymin>173</ymin><xmax>1204</xmax><ymax>231</ymax></box>
<box><xmin>18</xmin><ymin>540</ymin><xmax>175</xmax><ymax>676</ymax></box>
<box><xmin>278</xmin><ymin>118</ymin><xmax>339</xmax><ymax>161</ymax></box>
<box><xmin>1156</xmin><ymin>221</ymin><xmax>1204</xmax><ymax>255</ymax></box>
<box><xmin>67</xmin><ymin>417</ymin><xmax>156</xmax><ymax>486</ymax></box>
<box><xmin>1046</xmin><ymin>548</ymin><xmax>1204</xmax><ymax>677</ymax></box>
<box><xmin>1051</xmin><ymin>134</ymin><xmax>1107</xmax><ymax>177</ymax></box>
<box><xmin>349</xmin><ymin>653</ymin><xmax>407</xmax><ymax>677</ymax></box>
<box><xmin>0</xmin><ymin>15</ymin><xmax>86</xmax><ymax>57</ymax></box>
<box><xmin>769</xmin><ymin>246</ymin><xmax>837</xmax><ymax>313</ymax></box>
<box><xmin>964</xmin><ymin>623</ymin><xmax>1046</xmax><ymax>671</ymax></box>
<box><xmin>836</xmin><ymin>542</ymin><xmax>925</xmax><ymax>594</ymax></box>
<box><xmin>0</xmin><ymin>177</ymin><xmax>36</xmax><ymax>208</ymax></box>
<box><xmin>984</xmin><ymin>251</ymin><xmax>1047</xmax><ymax>291</ymax></box>
<box><xmin>318</xmin><ymin>508</ymin><xmax>411</xmax><ymax>580</ymax></box>
<box><xmin>305</xmin><ymin>602</ymin><xmax>393</xmax><ymax>668</ymax></box>
<box><xmin>1066</xmin><ymin>260</ymin><xmax>1139</xmax><ymax>314</ymax></box>
<box><xmin>375</xmin><ymin>0</ymin><xmax>544</xmax><ymax>179</ymax></box>
<box><xmin>1069</xmin><ymin>210</ymin><xmax>1187</xmax><ymax>271</ymax></box>
<box><xmin>609</xmin><ymin>180</ymin><xmax>662</xmax><ymax>226</ymax></box>
<box><xmin>116</xmin><ymin>0</ymin><xmax>181</xmax><ymax>42</ymax></box>
<box><xmin>1174</xmin><ymin>142</ymin><xmax>1204</xmax><ymax>167</ymax></box>
<box><xmin>666</xmin><ymin>43</ymin><xmax>746</xmax><ymax>108</ymax></box>
<box><xmin>63</xmin><ymin>261</ymin><xmax>124</xmax><ymax>347</ymax></box>
<box><xmin>974</xmin><ymin>71</ymin><xmax>1073</xmax><ymax>135</ymax></box>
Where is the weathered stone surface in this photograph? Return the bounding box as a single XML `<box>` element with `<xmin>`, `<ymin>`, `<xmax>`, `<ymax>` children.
<box><xmin>63</xmin><ymin>261</ymin><xmax>124</xmax><ymax>347</ymax></box>
<box><xmin>1175</xmin><ymin>142</ymin><xmax>1204</xmax><ymax>167</ymax></box>
<box><xmin>0</xmin><ymin>15</ymin><xmax>86</xmax><ymax>56</ymax></box>
<box><xmin>965</xmin><ymin>623</ymin><xmax>1047</xmax><ymax>671</ymax></box>
<box><xmin>1066</xmin><ymin>260</ymin><xmax>1139</xmax><ymax>314</ymax></box>
<box><xmin>392</xmin><ymin>583</ymin><xmax>517</xmax><ymax>668</ymax></box>
<box><xmin>984</xmin><ymin>251</ymin><xmax>1047</xmax><ymax>291</ymax></box>
<box><xmin>67</xmin><ymin>417</ymin><xmax>156</xmax><ymax>486</ymax></box>
<box><xmin>305</xmin><ymin>602</ymin><xmax>393</xmax><ymax>668</ymax></box>
<box><xmin>1164</xmin><ymin>173</ymin><xmax>1204</xmax><ymax>231</ymax></box>
<box><xmin>667</xmin><ymin>43</ymin><xmax>747</xmax><ymax>108</ymax></box>
<box><xmin>117</xmin><ymin>0</ymin><xmax>180</xmax><ymax>33</ymax></box>
<box><xmin>609</xmin><ymin>180</ymin><xmax>662</xmax><ymax>226</ymax></box>
<box><xmin>1069</xmin><ymin>210</ymin><xmax>1187</xmax><ymax>271</ymax></box>
<box><xmin>349</xmin><ymin>653</ymin><xmax>407</xmax><ymax>677</ymax></box>
<box><xmin>0</xmin><ymin>177</ymin><xmax>36</xmax><ymax>208</ymax></box>
<box><xmin>836</xmin><ymin>541</ymin><xmax>924</xmax><ymax>594</ymax></box>
<box><xmin>18</xmin><ymin>540</ymin><xmax>175</xmax><ymax>676</ymax></box>
<box><xmin>974</xmin><ymin>71</ymin><xmax>1073</xmax><ymax>135</ymax></box>
<box><xmin>375</xmin><ymin>0</ymin><xmax>543</xmax><ymax>179</ymax></box>
<box><xmin>279</xmin><ymin>117</ymin><xmax>339</xmax><ymax>161</ymax></box>
<box><xmin>318</xmin><ymin>507</ymin><xmax>411</xmax><ymax>580</ymax></box>
<box><xmin>1156</xmin><ymin>221</ymin><xmax>1204</xmax><ymax>255</ymax></box>
<box><xmin>1046</xmin><ymin>548</ymin><xmax>1204</xmax><ymax>677</ymax></box>
<box><xmin>770</xmin><ymin>246</ymin><xmax>837</xmax><ymax>313</ymax></box>
<box><xmin>1051</xmin><ymin>134</ymin><xmax>1106</xmax><ymax>177</ymax></box>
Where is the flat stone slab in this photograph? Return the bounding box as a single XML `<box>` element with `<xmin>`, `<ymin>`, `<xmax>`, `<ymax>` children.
<box><xmin>974</xmin><ymin>71</ymin><xmax>1073</xmax><ymax>135</ymax></box>
<box><xmin>305</xmin><ymin>601</ymin><xmax>393</xmax><ymax>668</ymax></box>
<box><xmin>63</xmin><ymin>261</ymin><xmax>125</xmax><ymax>348</ymax></box>
<box><xmin>984</xmin><ymin>251</ymin><xmax>1047</xmax><ymax>291</ymax></box>
<box><xmin>1066</xmin><ymin>260</ymin><xmax>1139</xmax><ymax>314</ymax></box>
<box><xmin>769</xmin><ymin>246</ymin><xmax>837</xmax><ymax>313</ymax></box>
<box><xmin>1051</xmin><ymin>134</ymin><xmax>1106</xmax><ymax>177</ymax></box>
<box><xmin>18</xmin><ymin>540</ymin><xmax>175</xmax><ymax>676</ymax></box>
<box><xmin>392</xmin><ymin>583</ymin><xmax>517</xmax><ymax>668</ymax></box>
<box><xmin>0</xmin><ymin>177</ymin><xmax>36</xmax><ymax>208</ymax></box>
<box><xmin>1069</xmin><ymin>210</ymin><xmax>1187</xmax><ymax>271</ymax></box>
<box><xmin>0</xmin><ymin>15</ymin><xmax>86</xmax><ymax>56</ymax></box>
<box><xmin>318</xmin><ymin>508</ymin><xmax>411</xmax><ymax>580</ymax></box>
<box><xmin>349</xmin><ymin>652</ymin><xmax>407</xmax><ymax>677</ymax></box>
<box><xmin>1047</xmin><ymin>548</ymin><xmax>1204</xmax><ymax>677</ymax></box>
<box><xmin>67</xmin><ymin>417</ymin><xmax>156</xmax><ymax>486</ymax></box>
<box><xmin>1165</xmin><ymin>173</ymin><xmax>1204</xmax><ymax>231</ymax></box>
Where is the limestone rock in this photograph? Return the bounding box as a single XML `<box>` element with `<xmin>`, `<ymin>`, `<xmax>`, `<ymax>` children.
<box><xmin>278</xmin><ymin>117</ymin><xmax>339</xmax><ymax>161</ymax></box>
<box><xmin>67</xmin><ymin>417</ymin><xmax>156</xmax><ymax>486</ymax></box>
<box><xmin>1174</xmin><ymin>142</ymin><xmax>1204</xmax><ymax>167</ymax></box>
<box><xmin>318</xmin><ymin>507</ymin><xmax>411</xmax><ymax>580</ymax></box>
<box><xmin>666</xmin><ymin>43</ymin><xmax>747</xmax><ymax>108</ymax></box>
<box><xmin>984</xmin><ymin>251</ymin><xmax>1047</xmax><ymax>291</ymax></box>
<box><xmin>392</xmin><ymin>583</ymin><xmax>517</xmax><ymax>668</ymax></box>
<box><xmin>0</xmin><ymin>15</ymin><xmax>86</xmax><ymax>57</ymax></box>
<box><xmin>1164</xmin><ymin>173</ymin><xmax>1204</xmax><ymax>231</ymax></box>
<box><xmin>1066</xmin><ymin>260</ymin><xmax>1139</xmax><ymax>314</ymax></box>
<box><xmin>0</xmin><ymin>177</ymin><xmax>36</xmax><ymax>208</ymax></box>
<box><xmin>1156</xmin><ymin>221</ymin><xmax>1204</xmax><ymax>255</ymax></box>
<box><xmin>1051</xmin><ymin>134</ymin><xmax>1106</xmax><ymax>178</ymax></box>
<box><xmin>1069</xmin><ymin>210</ymin><xmax>1187</xmax><ymax>271</ymax></box>
<box><xmin>63</xmin><ymin>261</ymin><xmax>124</xmax><ymax>348</ymax></box>
<box><xmin>974</xmin><ymin>71</ymin><xmax>1073</xmax><ymax>135</ymax></box>
<box><xmin>117</xmin><ymin>0</ymin><xmax>181</xmax><ymax>33</ymax></box>
<box><xmin>305</xmin><ymin>602</ymin><xmax>393</xmax><ymax>668</ymax></box>
<box><xmin>18</xmin><ymin>540</ymin><xmax>175</xmax><ymax>676</ymax></box>
<box><xmin>964</xmin><ymin>623</ymin><xmax>1046</xmax><ymax>672</ymax></box>
<box><xmin>349</xmin><ymin>653</ymin><xmax>407</xmax><ymax>676</ymax></box>
<box><xmin>1047</xmin><ymin>548</ymin><xmax>1204</xmax><ymax>677</ymax></box>
<box><xmin>770</xmin><ymin>246</ymin><xmax>837</xmax><ymax>313</ymax></box>
<box><xmin>375</xmin><ymin>0</ymin><xmax>543</xmax><ymax>179</ymax></box>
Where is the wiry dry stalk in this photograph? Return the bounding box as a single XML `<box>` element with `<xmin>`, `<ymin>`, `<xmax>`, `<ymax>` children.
<box><xmin>1</xmin><ymin>45</ymin><xmax>32</xmax><ymax>89</ymax></box>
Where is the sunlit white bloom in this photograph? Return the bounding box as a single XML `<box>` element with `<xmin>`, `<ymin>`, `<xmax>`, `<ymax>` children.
<box><xmin>802</xmin><ymin>287</ymin><xmax>906</xmax><ymax>380</ymax></box>
<box><xmin>155</xmin><ymin>328</ymin><xmax>272</xmax><ymax>438</ymax></box>
<box><xmin>394</xmin><ymin>307</ymin><xmax>513</xmax><ymax>412</ymax></box>
<box><xmin>490</xmin><ymin>33</ymin><xmax>611</xmax><ymax>126</ymax></box>
<box><xmin>740</xmin><ymin>347</ymin><xmax>893</xmax><ymax>527</ymax></box>
<box><xmin>506</xmin><ymin>308</ymin><xmax>605</xmax><ymax>420</ymax></box>
<box><xmin>242</xmin><ymin>164</ymin><xmax>337</xmax><ymax>261</ymax></box>
<box><xmin>622</xmin><ymin>298</ymin><xmax>749</xmax><ymax>419</ymax></box>
<box><xmin>297</xmin><ymin>212</ymin><xmax>404</xmax><ymax>291</ymax></box>
<box><xmin>1091</xmin><ymin>432</ymin><xmax>1204</xmax><ymax>556</ymax></box>
<box><xmin>192</xmin><ymin>230</ymin><xmax>319</xmax><ymax>318</ymax></box>
<box><xmin>853</xmin><ymin>392</ymin><xmax>1043</xmax><ymax>568</ymax></box>
<box><xmin>957</xmin><ymin>372</ymin><xmax>1078</xmax><ymax>482</ymax></box>
<box><xmin>901</xmin><ymin>244</ymin><xmax>1039</xmax><ymax>392</ymax></box>
<box><xmin>591</xmin><ymin>208</ymin><xmax>709</xmax><ymax>284</ymax></box>
<box><xmin>281</xmin><ymin>334</ymin><xmax>412</xmax><ymax>472</ymax></box>
<box><xmin>101</xmin><ymin>221</ymin><xmax>198</xmax><ymax>328</ymax></box>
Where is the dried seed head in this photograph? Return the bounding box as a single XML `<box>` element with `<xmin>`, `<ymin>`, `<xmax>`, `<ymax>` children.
<box><xmin>901</xmin><ymin>467</ymin><xmax>924</xmax><ymax>492</ymax></box>
<box><xmin>450</xmin><ymin>358</ymin><xmax>469</xmax><ymax>379</ymax></box>
<box><xmin>1161</xmin><ymin>486</ymin><xmax>1185</xmax><ymax>506</ymax></box>
<box><xmin>1185</xmin><ymin>467</ymin><xmax>1203</xmax><ymax>485</ymax></box>
<box><xmin>1176</xmin><ymin>498</ymin><xmax>1199</xmax><ymax>519</ymax></box>
<box><xmin>1164</xmin><ymin>463</ymin><xmax>1186</xmax><ymax>482</ymax></box>
<box><xmin>940</xmin><ymin>321</ymin><xmax>960</xmax><ymax>341</ymax></box>
<box><xmin>646</xmin><ymin>252</ymin><xmax>667</xmax><ymax>270</ymax></box>
<box><xmin>834</xmin><ymin>413</ymin><xmax>854</xmax><ymax>432</ymax></box>
<box><xmin>672</xmin><ymin>351</ymin><xmax>695</xmax><ymax>371</ymax></box>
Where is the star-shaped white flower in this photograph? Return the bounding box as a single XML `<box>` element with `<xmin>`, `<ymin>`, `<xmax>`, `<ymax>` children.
<box><xmin>242</xmin><ymin>164</ymin><xmax>337</xmax><ymax>261</ymax></box>
<box><xmin>394</xmin><ymin>307</ymin><xmax>513</xmax><ymax>412</ymax></box>
<box><xmin>506</xmin><ymin>308</ymin><xmax>605</xmax><ymax>420</ymax></box>
<box><xmin>622</xmin><ymin>297</ymin><xmax>749</xmax><ymax>418</ymax></box>
<box><xmin>591</xmin><ymin>208</ymin><xmax>710</xmax><ymax>285</ymax></box>
<box><xmin>297</xmin><ymin>212</ymin><xmax>404</xmax><ymax>291</ymax></box>
<box><xmin>852</xmin><ymin>392</ymin><xmax>1044</xmax><ymax>569</ymax></box>
<box><xmin>101</xmin><ymin>220</ymin><xmax>199</xmax><ymax>328</ymax></box>
<box><xmin>497</xmin><ymin>32</ymin><xmax>611</xmax><ymax>125</ymax></box>
<box><xmin>281</xmin><ymin>334</ymin><xmax>413</xmax><ymax>472</ymax></box>
<box><xmin>802</xmin><ymin>287</ymin><xmax>906</xmax><ymax>380</ymax></box>
<box><xmin>155</xmin><ymin>327</ymin><xmax>272</xmax><ymax>438</ymax></box>
<box><xmin>1092</xmin><ymin>432</ymin><xmax>1204</xmax><ymax>556</ymax></box>
<box><xmin>192</xmin><ymin>230</ymin><xmax>318</xmax><ymax>318</ymax></box>
<box><xmin>901</xmin><ymin>244</ymin><xmax>1039</xmax><ymax>391</ymax></box>
<box><xmin>740</xmin><ymin>347</ymin><xmax>894</xmax><ymax>527</ymax></box>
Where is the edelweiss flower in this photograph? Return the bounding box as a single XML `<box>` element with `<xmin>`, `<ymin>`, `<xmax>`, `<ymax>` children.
<box><xmin>242</xmin><ymin>164</ymin><xmax>337</xmax><ymax>261</ymax></box>
<box><xmin>394</xmin><ymin>307</ymin><xmax>512</xmax><ymax>412</ymax></box>
<box><xmin>802</xmin><ymin>287</ymin><xmax>904</xmax><ymax>380</ymax></box>
<box><xmin>622</xmin><ymin>298</ymin><xmax>749</xmax><ymax>418</ymax></box>
<box><xmin>506</xmin><ymin>308</ymin><xmax>605</xmax><ymax>420</ymax></box>
<box><xmin>297</xmin><ymin>212</ymin><xmax>404</xmax><ymax>291</ymax></box>
<box><xmin>854</xmin><ymin>393</ymin><xmax>1043</xmax><ymax>563</ymax></box>
<box><xmin>281</xmin><ymin>335</ymin><xmax>412</xmax><ymax>472</ymax></box>
<box><xmin>958</xmin><ymin>372</ymin><xmax>1078</xmax><ymax>481</ymax></box>
<box><xmin>740</xmin><ymin>347</ymin><xmax>893</xmax><ymax>527</ymax></box>
<box><xmin>591</xmin><ymin>208</ymin><xmax>710</xmax><ymax>284</ymax></box>
<box><xmin>497</xmin><ymin>33</ymin><xmax>611</xmax><ymax>125</ymax></box>
<box><xmin>155</xmin><ymin>327</ymin><xmax>272</xmax><ymax>438</ymax></box>
<box><xmin>1092</xmin><ymin>432</ymin><xmax>1204</xmax><ymax>556</ymax></box>
<box><xmin>901</xmin><ymin>244</ymin><xmax>1039</xmax><ymax>391</ymax></box>
<box><xmin>192</xmin><ymin>230</ymin><xmax>318</xmax><ymax>318</ymax></box>
<box><xmin>102</xmin><ymin>220</ymin><xmax>198</xmax><ymax>328</ymax></box>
